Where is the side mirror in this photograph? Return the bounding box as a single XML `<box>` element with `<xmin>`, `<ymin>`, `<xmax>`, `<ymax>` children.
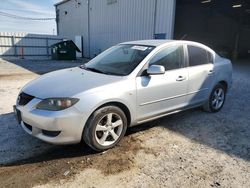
<box><xmin>147</xmin><ymin>65</ymin><xmax>165</xmax><ymax>75</ymax></box>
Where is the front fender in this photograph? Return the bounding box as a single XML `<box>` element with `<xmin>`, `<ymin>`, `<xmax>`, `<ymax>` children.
<box><xmin>73</xmin><ymin>86</ymin><xmax>137</xmax><ymax>130</ymax></box>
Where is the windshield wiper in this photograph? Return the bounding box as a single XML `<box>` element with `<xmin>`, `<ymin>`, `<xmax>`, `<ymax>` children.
<box><xmin>79</xmin><ymin>65</ymin><xmax>123</xmax><ymax>76</ymax></box>
<box><xmin>79</xmin><ymin>65</ymin><xmax>105</xmax><ymax>74</ymax></box>
<box><xmin>86</xmin><ymin>67</ymin><xmax>105</xmax><ymax>74</ymax></box>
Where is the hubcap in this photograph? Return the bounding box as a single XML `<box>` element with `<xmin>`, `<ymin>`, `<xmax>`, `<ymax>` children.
<box><xmin>211</xmin><ymin>88</ymin><xmax>225</xmax><ymax>110</ymax></box>
<box><xmin>95</xmin><ymin>113</ymin><xmax>123</xmax><ymax>146</ymax></box>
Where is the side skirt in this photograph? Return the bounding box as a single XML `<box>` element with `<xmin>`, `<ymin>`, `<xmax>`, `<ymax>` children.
<box><xmin>133</xmin><ymin>102</ymin><xmax>204</xmax><ymax>126</ymax></box>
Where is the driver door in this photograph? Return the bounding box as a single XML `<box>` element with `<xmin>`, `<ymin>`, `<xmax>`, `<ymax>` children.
<box><xmin>136</xmin><ymin>44</ymin><xmax>188</xmax><ymax>122</ymax></box>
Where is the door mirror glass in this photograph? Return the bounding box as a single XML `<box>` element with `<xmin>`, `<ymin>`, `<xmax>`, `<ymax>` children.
<box><xmin>147</xmin><ymin>65</ymin><xmax>165</xmax><ymax>75</ymax></box>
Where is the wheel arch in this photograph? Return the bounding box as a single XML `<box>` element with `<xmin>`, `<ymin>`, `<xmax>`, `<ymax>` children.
<box><xmin>82</xmin><ymin>101</ymin><xmax>131</xmax><ymax>151</ymax></box>
<box><xmin>96</xmin><ymin>102</ymin><xmax>132</xmax><ymax>127</ymax></box>
<box><xmin>218</xmin><ymin>80</ymin><xmax>228</xmax><ymax>93</ymax></box>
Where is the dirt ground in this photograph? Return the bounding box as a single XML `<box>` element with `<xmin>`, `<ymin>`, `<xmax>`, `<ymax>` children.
<box><xmin>0</xmin><ymin>58</ymin><xmax>249</xmax><ymax>188</ymax></box>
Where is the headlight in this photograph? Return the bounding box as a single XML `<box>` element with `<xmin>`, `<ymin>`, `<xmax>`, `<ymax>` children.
<box><xmin>36</xmin><ymin>98</ymin><xmax>79</xmax><ymax>111</ymax></box>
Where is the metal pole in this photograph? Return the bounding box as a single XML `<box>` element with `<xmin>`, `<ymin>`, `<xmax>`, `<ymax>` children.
<box><xmin>81</xmin><ymin>36</ymin><xmax>84</xmax><ymax>58</ymax></box>
<box><xmin>171</xmin><ymin>0</ymin><xmax>176</xmax><ymax>39</ymax></box>
<box><xmin>11</xmin><ymin>36</ymin><xmax>17</xmax><ymax>56</ymax></box>
<box><xmin>20</xmin><ymin>47</ymin><xmax>24</xmax><ymax>59</ymax></box>
<box><xmin>46</xmin><ymin>38</ymin><xmax>49</xmax><ymax>57</ymax></box>
<box><xmin>87</xmin><ymin>0</ymin><xmax>91</xmax><ymax>58</ymax></box>
<box><xmin>233</xmin><ymin>33</ymin><xmax>239</xmax><ymax>60</ymax></box>
<box><xmin>55</xmin><ymin>7</ymin><xmax>59</xmax><ymax>35</ymax></box>
<box><xmin>153</xmin><ymin>0</ymin><xmax>158</xmax><ymax>39</ymax></box>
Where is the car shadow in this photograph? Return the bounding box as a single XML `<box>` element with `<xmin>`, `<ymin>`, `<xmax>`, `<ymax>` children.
<box><xmin>1</xmin><ymin>103</ymin><xmax>249</xmax><ymax>168</ymax></box>
<box><xmin>0</xmin><ymin>112</ymin><xmax>156</xmax><ymax>167</ymax></box>
<box><xmin>0</xmin><ymin>112</ymin><xmax>97</xmax><ymax>167</ymax></box>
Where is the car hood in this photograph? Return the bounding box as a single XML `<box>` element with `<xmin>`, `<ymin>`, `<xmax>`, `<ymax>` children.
<box><xmin>22</xmin><ymin>67</ymin><xmax>124</xmax><ymax>99</ymax></box>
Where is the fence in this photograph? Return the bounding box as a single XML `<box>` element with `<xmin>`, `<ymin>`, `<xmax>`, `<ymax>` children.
<box><xmin>0</xmin><ymin>32</ymin><xmax>63</xmax><ymax>58</ymax></box>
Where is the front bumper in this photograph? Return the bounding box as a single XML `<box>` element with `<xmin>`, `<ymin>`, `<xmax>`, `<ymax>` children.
<box><xmin>15</xmin><ymin>98</ymin><xmax>87</xmax><ymax>145</ymax></box>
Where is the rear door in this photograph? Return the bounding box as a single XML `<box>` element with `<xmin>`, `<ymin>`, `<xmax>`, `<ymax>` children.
<box><xmin>186</xmin><ymin>45</ymin><xmax>214</xmax><ymax>105</ymax></box>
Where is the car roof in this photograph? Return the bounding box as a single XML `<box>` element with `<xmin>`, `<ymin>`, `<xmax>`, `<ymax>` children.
<box><xmin>120</xmin><ymin>40</ymin><xmax>215</xmax><ymax>54</ymax></box>
<box><xmin>120</xmin><ymin>40</ymin><xmax>174</xmax><ymax>47</ymax></box>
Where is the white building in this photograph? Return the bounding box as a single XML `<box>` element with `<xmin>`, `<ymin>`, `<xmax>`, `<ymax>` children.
<box><xmin>55</xmin><ymin>0</ymin><xmax>176</xmax><ymax>58</ymax></box>
<box><xmin>55</xmin><ymin>0</ymin><xmax>250</xmax><ymax>60</ymax></box>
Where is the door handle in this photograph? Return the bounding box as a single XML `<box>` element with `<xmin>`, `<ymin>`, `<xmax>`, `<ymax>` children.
<box><xmin>208</xmin><ymin>70</ymin><xmax>214</xmax><ymax>75</ymax></box>
<box><xmin>176</xmin><ymin>76</ymin><xmax>186</xmax><ymax>81</ymax></box>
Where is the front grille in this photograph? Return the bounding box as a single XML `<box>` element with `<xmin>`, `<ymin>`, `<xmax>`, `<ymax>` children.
<box><xmin>18</xmin><ymin>92</ymin><xmax>34</xmax><ymax>106</ymax></box>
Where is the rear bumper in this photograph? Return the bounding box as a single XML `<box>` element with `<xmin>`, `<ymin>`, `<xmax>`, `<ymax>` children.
<box><xmin>16</xmin><ymin>98</ymin><xmax>88</xmax><ymax>145</ymax></box>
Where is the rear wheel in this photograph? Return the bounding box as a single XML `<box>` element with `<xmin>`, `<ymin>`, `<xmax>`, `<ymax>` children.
<box><xmin>83</xmin><ymin>106</ymin><xmax>127</xmax><ymax>151</ymax></box>
<box><xmin>203</xmin><ymin>83</ymin><xmax>226</xmax><ymax>112</ymax></box>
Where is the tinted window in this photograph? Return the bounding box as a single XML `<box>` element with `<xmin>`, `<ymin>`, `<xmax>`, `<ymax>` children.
<box><xmin>188</xmin><ymin>46</ymin><xmax>211</xmax><ymax>66</ymax></box>
<box><xmin>149</xmin><ymin>45</ymin><xmax>184</xmax><ymax>71</ymax></box>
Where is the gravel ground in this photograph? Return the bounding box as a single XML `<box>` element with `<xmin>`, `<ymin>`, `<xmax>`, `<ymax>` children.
<box><xmin>0</xmin><ymin>58</ymin><xmax>85</xmax><ymax>76</ymax></box>
<box><xmin>0</xmin><ymin>58</ymin><xmax>249</xmax><ymax>188</ymax></box>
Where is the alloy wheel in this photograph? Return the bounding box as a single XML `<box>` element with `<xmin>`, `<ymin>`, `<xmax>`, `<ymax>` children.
<box><xmin>94</xmin><ymin>113</ymin><xmax>123</xmax><ymax>146</ymax></box>
<box><xmin>211</xmin><ymin>88</ymin><xmax>225</xmax><ymax>110</ymax></box>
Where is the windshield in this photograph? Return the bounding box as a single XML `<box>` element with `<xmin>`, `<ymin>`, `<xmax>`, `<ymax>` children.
<box><xmin>83</xmin><ymin>44</ymin><xmax>155</xmax><ymax>76</ymax></box>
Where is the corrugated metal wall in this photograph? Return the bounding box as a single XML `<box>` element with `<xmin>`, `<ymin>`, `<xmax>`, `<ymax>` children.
<box><xmin>56</xmin><ymin>0</ymin><xmax>89</xmax><ymax>57</ymax></box>
<box><xmin>89</xmin><ymin>0</ymin><xmax>175</xmax><ymax>57</ymax></box>
<box><xmin>57</xmin><ymin>0</ymin><xmax>175</xmax><ymax>58</ymax></box>
<box><xmin>155</xmin><ymin>0</ymin><xmax>176</xmax><ymax>39</ymax></box>
<box><xmin>89</xmin><ymin>0</ymin><xmax>155</xmax><ymax>56</ymax></box>
<box><xmin>0</xmin><ymin>32</ymin><xmax>62</xmax><ymax>57</ymax></box>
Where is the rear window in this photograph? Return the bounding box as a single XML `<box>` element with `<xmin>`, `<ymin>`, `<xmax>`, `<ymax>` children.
<box><xmin>188</xmin><ymin>46</ymin><xmax>212</xmax><ymax>66</ymax></box>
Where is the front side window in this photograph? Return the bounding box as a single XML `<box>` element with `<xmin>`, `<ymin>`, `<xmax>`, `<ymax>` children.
<box><xmin>149</xmin><ymin>45</ymin><xmax>184</xmax><ymax>71</ymax></box>
<box><xmin>188</xmin><ymin>46</ymin><xmax>211</xmax><ymax>66</ymax></box>
<box><xmin>84</xmin><ymin>44</ymin><xmax>154</xmax><ymax>76</ymax></box>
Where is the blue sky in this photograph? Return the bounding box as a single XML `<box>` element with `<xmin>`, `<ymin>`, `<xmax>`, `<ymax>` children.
<box><xmin>0</xmin><ymin>0</ymin><xmax>61</xmax><ymax>35</ymax></box>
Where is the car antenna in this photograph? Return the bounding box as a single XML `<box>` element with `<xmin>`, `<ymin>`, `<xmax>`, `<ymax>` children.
<box><xmin>180</xmin><ymin>34</ymin><xmax>187</xmax><ymax>40</ymax></box>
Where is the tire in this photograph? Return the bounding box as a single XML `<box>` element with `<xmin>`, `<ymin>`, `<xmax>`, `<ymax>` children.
<box><xmin>83</xmin><ymin>106</ymin><xmax>127</xmax><ymax>151</ymax></box>
<box><xmin>203</xmin><ymin>83</ymin><xmax>226</xmax><ymax>113</ymax></box>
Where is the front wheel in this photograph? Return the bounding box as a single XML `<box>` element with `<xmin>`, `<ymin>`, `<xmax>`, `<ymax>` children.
<box><xmin>83</xmin><ymin>106</ymin><xmax>127</xmax><ymax>151</ymax></box>
<box><xmin>203</xmin><ymin>83</ymin><xmax>226</xmax><ymax>113</ymax></box>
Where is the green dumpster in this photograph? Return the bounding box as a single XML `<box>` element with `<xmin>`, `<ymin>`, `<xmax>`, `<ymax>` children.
<box><xmin>51</xmin><ymin>40</ymin><xmax>81</xmax><ymax>60</ymax></box>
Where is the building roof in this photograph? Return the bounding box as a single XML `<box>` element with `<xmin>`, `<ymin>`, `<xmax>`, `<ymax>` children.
<box><xmin>120</xmin><ymin>40</ymin><xmax>174</xmax><ymax>47</ymax></box>
<box><xmin>54</xmin><ymin>0</ymin><xmax>71</xmax><ymax>6</ymax></box>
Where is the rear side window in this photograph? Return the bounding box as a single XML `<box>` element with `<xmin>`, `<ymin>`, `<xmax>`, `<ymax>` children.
<box><xmin>188</xmin><ymin>46</ymin><xmax>211</xmax><ymax>66</ymax></box>
<box><xmin>149</xmin><ymin>45</ymin><xmax>184</xmax><ymax>71</ymax></box>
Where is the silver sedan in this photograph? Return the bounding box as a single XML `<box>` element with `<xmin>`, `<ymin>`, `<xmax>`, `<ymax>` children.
<box><xmin>14</xmin><ymin>40</ymin><xmax>232</xmax><ymax>151</ymax></box>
